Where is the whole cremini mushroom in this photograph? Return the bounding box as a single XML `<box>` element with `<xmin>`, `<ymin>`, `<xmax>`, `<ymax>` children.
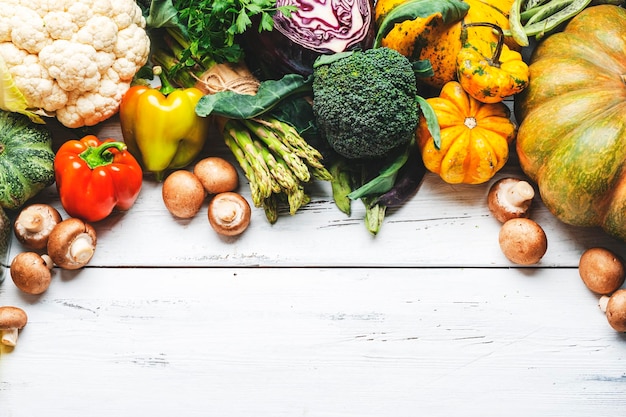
<box><xmin>47</xmin><ymin>218</ymin><xmax>97</xmax><ymax>270</ymax></box>
<box><xmin>579</xmin><ymin>247</ymin><xmax>625</xmax><ymax>295</ymax></box>
<box><xmin>488</xmin><ymin>178</ymin><xmax>535</xmax><ymax>223</ymax></box>
<box><xmin>162</xmin><ymin>170</ymin><xmax>206</xmax><ymax>219</ymax></box>
<box><xmin>13</xmin><ymin>204</ymin><xmax>62</xmax><ymax>250</ymax></box>
<box><xmin>10</xmin><ymin>252</ymin><xmax>54</xmax><ymax>295</ymax></box>
<box><xmin>600</xmin><ymin>289</ymin><xmax>626</xmax><ymax>333</ymax></box>
<box><xmin>0</xmin><ymin>306</ymin><xmax>28</xmax><ymax>347</ymax></box>
<box><xmin>193</xmin><ymin>156</ymin><xmax>239</xmax><ymax>194</ymax></box>
<box><xmin>208</xmin><ymin>192</ymin><xmax>251</xmax><ymax>236</ymax></box>
<box><xmin>498</xmin><ymin>218</ymin><xmax>548</xmax><ymax>265</ymax></box>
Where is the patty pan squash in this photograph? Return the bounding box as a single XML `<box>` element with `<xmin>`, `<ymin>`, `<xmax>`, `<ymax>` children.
<box><xmin>417</xmin><ymin>81</ymin><xmax>516</xmax><ymax>184</ymax></box>
<box><xmin>515</xmin><ymin>5</ymin><xmax>626</xmax><ymax>241</ymax></box>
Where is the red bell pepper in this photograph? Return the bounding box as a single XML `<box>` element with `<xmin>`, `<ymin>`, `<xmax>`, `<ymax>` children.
<box><xmin>54</xmin><ymin>135</ymin><xmax>143</xmax><ymax>222</ymax></box>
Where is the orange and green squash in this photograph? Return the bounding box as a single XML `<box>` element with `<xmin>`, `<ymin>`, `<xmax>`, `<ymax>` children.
<box><xmin>515</xmin><ymin>4</ymin><xmax>626</xmax><ymax>241</ymax></box>
<box><xmin>417</xmin><ymin>81</ymin><xmax>516</xmax><ymax>184</ymax></box>
<box><xmin>375</xmin><ymin>0</ymin><xmax>519</xmax><ymax>88</ymax></box>
<box><xmin>456</xmin><ymin>22</ymin><xmax>529</xmax><ymax>103</ymax></box>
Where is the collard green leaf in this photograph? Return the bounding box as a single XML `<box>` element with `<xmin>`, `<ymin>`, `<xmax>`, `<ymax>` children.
<box><xmin>195</xmin><ymin>73</ymin><xmax>312</xmax><ymax>119</ymax></box>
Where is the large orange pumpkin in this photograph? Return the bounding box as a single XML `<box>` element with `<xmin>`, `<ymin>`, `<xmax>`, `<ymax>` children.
<box><xmin>515</xmin><ymin>5</ymin><xmax>626</xmax><ymax>241</ymax></box>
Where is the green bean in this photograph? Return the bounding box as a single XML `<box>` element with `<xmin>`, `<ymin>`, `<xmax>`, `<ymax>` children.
<box><xmin>523</xmin><ymin>0</ymin><xmax>553</xmax><ymax>10</ymax></box>
<box><xmin>509</xmin><ymin>0</ymin><xmax>530</xmax><ymax>46</ymax></box>
<box><xmin>523</xmin><ymin>0</ymin><xmax>592</xmax><ymax>38</ymax></box>
<box><xmin>524</xmin><ymin>0</ymin><xmax>576</xmax><ymax>26</ymax></box>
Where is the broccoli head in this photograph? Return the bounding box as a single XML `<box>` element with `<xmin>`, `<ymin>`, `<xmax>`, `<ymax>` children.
<box><xmin>312</xmin><ymin>47</ymin><xmax>419</xmax><ymax>160</ymax></box>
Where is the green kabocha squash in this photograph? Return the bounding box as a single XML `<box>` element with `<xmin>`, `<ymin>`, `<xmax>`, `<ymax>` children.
<box><xmin>515</xmin><ymin>5</ymin><xmax>626</xmax><ymax>241</ymax></box>
<box><xmin>0</xmin><ymin>111</ymin><xmax>55</xmax><ymax>210</ymax></box>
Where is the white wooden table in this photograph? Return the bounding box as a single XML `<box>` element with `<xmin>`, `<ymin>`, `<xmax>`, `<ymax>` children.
<box><xmin>1</xmin><ymin>116</ymin><xmax>625</xmax><ymax>417</ymax></box>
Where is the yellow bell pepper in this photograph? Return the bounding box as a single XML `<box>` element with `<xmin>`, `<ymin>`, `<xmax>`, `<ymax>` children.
<box><xmin>456</xmin><ymin>22</ymin><xmax>529</xmax><ymax>103</ymax></box>
<box><xmin>119</xmin><ymin>84</ymin><xmax>210</xmax><ymax>181</ymax></box>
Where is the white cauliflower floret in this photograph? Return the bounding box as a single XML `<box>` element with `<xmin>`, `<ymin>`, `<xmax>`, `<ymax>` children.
<box><xmin>110</xmin><ymin>0</ymin><xmax>146</xmax><ymax>30</ymax></box>
<box><xmin>43</xmin><ymin>12</ymin><xmax>78</xmax><ymax>41</ymax></box>
<box><xmin>113</xmin><ymin>25</ymin><xmax>152</xmax><ymax>81</ymax></box>
<box><xmin>5</xmin><ymin>49</ymin><xmax>68</xmax><ymax>111</ymax></box>
<box><xmin>0</xmin><ymin>0</ymin><xmax>150</xmax><ymax>128</ymax></box>
<box><xmin>75</xmin><ymin>16</ymin><xmax>118</xmax><ymax>52</ymax></box>
<box><xmin>56</xmin><ymin>68</ymin><xmax>127</xmax><ymax>128</ymax></box>
<box><xmin>40</xmin><ymin>40</ymin><xmax>101</xmax><ymax>93</ymax></box>
<box><xmin>11</xmin><ymin>6</ymin><xmax>52</xmax><ymax>54</ymax></box>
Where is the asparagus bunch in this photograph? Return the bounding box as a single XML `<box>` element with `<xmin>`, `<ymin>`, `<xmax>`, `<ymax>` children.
<box><xmin>222</xmin><ymin>117</ymin><xmax>332</xmax><ymax>223</ymax></box>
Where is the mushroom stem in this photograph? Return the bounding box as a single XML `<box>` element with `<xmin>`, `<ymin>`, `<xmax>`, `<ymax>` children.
<box><xmin>599</xmin><ymin>295</ymin><xmax>610</xmax><ymax>313</ymax></box>
<box><xmin>20</xmin><ymin>212</ymin><xmax>45</xmax><ymax>233</ymax></box>
<box><xmin>69</xmin><ymin>234</ymin><xmax>96</xmax><ymax>264</ymax></box>
<box><xmin>214</xmin><ymin>201</ymin><xmax>239</xmax><ymax>223</ymax></box>
<box><xmin>1</xmin><ymin>328</ymin><xmax>18</xmax><ymax>347</ymax></box>
<box><xmin>41</xmin><ymin>254</ymin><xmax>54</xmax><ymax>270</ymax></box>
<box><xmin>505</xmin><ymin>181</ymin><xmax>535</xmax><ymax>208</ymax></box>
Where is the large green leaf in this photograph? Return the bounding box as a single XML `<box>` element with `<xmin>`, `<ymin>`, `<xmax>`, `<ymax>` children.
<box><xmin>195</xmin><ymin>73</ymin><xmax>312</xmax><ymax>119</ymax></box>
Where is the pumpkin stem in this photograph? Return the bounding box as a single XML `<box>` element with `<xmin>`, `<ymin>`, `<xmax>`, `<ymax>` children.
<box><xmin>463</xmin><ymin>22</ymin><xmax>505</xmax><ymax>67</ymax></box>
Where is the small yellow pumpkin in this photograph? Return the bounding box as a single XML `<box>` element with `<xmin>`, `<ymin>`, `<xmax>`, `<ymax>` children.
<box><xmin>456</xmin><ymin>22</ymin><xmax>529</xmax><ymax>103</ymax></box>
<box><xmin>416</xmin><ymin>81</ymin><xmax>516</xmax><ymax>184</ymax></box>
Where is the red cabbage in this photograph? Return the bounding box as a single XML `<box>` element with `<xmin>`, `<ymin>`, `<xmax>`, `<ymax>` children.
<box><xmin>242</xmin><ymin>0</ymin><xmax>375</xmax><ymax>79</ymax></box>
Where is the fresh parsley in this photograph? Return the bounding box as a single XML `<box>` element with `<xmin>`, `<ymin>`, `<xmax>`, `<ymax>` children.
<box><xmin>172</xmin><ymin>0</ymin><xmax>296</xmax><ymax>64</ymax></box>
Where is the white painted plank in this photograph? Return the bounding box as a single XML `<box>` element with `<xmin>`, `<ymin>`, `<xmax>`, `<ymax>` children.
<box><xmin>0</xmin><ymin>267</ymin><xmax>624</xmax><ymax>417</ymax></box>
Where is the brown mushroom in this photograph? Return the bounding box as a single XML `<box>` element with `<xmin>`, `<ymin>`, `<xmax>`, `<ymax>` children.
<box><xmin>208</xmin><ymin>192</ymin><xmax>251</xmax><ymax>236</ymax></box>
<box><xmin>193</xmin><ymin>156</ymin><xmax>239</xmax><ymax>194</ymax></box>
<box><xmin>579</xmin><ymin>247</ymin><xmax>625</xmax><ymax>295</ymax></box>
<box><xmin>487</xmin><ymin>178</ymin><xmax>535</xmax><ymax>223</ymax></box>
<box><xmin>498</xmin><ymin>218</ymin><xmax>548</xmax><ymax>265</ymax></box>
<box><xmin>47</xmin><ymin>218</ymin><xmax>97</xmax><ymax>270</ymax></box>
<box><xmin>13</xmin><ymin>204</ymin><xmax>62</xmax><ymax>250</ymax></box>
<box><xmin>162</xmin><ymin>170</ymin><xmax>206</xmax><ymax>219</ymax></box>
<box><xmin>10</xmin><ymin>252</ymin><xmax>54</xmax><ymax>294</ymax></box>
<box><xmin>0</xmin><ymin>306</ymin><xmax>28</xmax><ymax>347</ymax></box>
<box><xmin>599</xmin><ymin>289</ymin><xmax>626</xmax><ymax>333</ymax></box>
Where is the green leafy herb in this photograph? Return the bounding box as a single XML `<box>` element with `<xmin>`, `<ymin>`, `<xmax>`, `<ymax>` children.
<box><xmin>170</xmin><ymin>0</ymin><xmax>296</xmax><ymax>65</ymax></box>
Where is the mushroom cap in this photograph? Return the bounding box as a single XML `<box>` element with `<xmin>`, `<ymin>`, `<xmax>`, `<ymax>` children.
<box><xmin>162</xmin><ymin>170</ymin><xmax>206</xmax><ymax>219</ymax></box>
<box><xmin>47</xmin><ymin>218</ymin><xmax>97</xmax><ymax>270</ymax></box>
<box><xmin>10</xmin><ymin>252</ymin><xmax>53</xmax><ymax>295</ymax></box>
<box><xmin>605</xmin><ymin>289</ymin><xmax>626</xmax><ymax>333</ymax></box>
<box><xmin>193</xmin><ymin>157</ymin><xmax>239</xmax><ymax>194</ymax></box>
<box><xmin>13</xmin><ymin>204</ymin><xmax>62</xmax><ymax>250</ymax></box>
<box><xmin>498</xmin><ymin>218</ymin><xmax>548</xmax><ymax>265</ymax></box>
<box><xmin>579</xmin><ymin>247</ymin><xmax>625</xmax><ymax>295</ymax></box>
<box><xmin>487</xmin><ymin>178</ymin><xmax>535</xmax><ymax>223</ymax></box>
<box><xmin>208</xmin><ymin>192</ymin><xmax>251</xmax><ymax>236</ymax></box>
<box><xmin>0</xmin><ymin>306</ymin><xmax>28</xmax><ymax>330</ymax></box>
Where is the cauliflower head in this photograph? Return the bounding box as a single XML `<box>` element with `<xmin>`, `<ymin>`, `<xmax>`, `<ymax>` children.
<box><xmin>0</xmin><ymin>0</ymin><xmax>150</xmax><ymax>128</ymax></box>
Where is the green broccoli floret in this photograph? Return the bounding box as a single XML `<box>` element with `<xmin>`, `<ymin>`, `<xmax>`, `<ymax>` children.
<box><xmin>312</xmin><ymin>47</ymin><xmax>419</xmax><ymax>160</ymax></box>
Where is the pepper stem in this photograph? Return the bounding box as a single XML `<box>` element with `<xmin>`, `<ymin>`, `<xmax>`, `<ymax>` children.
<box><xmin>463</xmin><ymin>22</ymin><xmax>505</xmax><ymax>67</ymax></box>
<box><xmin>79</xmin><ymin>141</ymin><xmax>126</xmax><ymax>170</ymax></box>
